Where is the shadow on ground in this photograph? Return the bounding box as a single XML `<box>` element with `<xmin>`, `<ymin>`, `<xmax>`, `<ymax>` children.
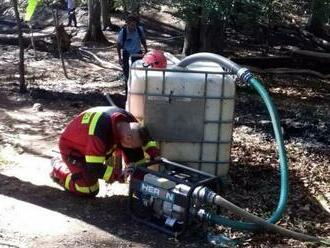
<box><xmin>0</xmin><ymin>173</ymin><xmax>211</xmax><ymax>247</ymax></box>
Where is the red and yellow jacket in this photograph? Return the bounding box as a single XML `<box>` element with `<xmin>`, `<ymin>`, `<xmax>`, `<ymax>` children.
<box><xmin>59</xmin><ymin>106</ymin><xmax>159</xmax><ymax>182</ymax></box>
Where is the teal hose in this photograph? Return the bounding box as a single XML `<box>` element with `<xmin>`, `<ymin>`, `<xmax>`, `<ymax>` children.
<box><xmin>248</xmin><ymin>77</ymin><xmax>289</xmax><ymax>224</ymax></box>
<box><xmin>207</xmin><ymin>77</ymin><xmax>289</xmax><ymax>231</ymax></box>
<box><xmin>178</xmin><ymin>53</ymin><xmax>289</xmax><ymax>231</ymax></box>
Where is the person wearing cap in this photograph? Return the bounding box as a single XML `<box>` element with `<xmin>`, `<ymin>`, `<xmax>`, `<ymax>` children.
<box><xmin>50</xmin><ymin>106</ymin><xmax>160</xmax><ymax>197</ymax></box>
<box><xmin>116</xmin><ymin>15</ymin><xmax>148</xmax><ymax>88</ymax></box>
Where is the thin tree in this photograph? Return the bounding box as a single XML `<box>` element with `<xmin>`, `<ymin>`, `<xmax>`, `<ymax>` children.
<box><xmin>101</xmin><ymin>0</ymin><xmax>112</xmax><ymax>30</ymax></box>
<box><xmin>12</xmin><ymin>0</ymin><xmax>27</xmax><ymax>93</ymax></box>
<box><xmin>52</xmin><ymin>7</ymin><xmax>69</xmax><ymax>79</ymax></box>
<box><xmin>122</xmin><ymin>0</ymin><xmax>141</xmax><ymax>15</ymax></box>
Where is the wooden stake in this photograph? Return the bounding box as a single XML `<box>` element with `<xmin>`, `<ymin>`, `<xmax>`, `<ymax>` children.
<box><xmin>52</xmin><ymin>7</ymin><xmax>69</xmax><ymax>79</ymax></box>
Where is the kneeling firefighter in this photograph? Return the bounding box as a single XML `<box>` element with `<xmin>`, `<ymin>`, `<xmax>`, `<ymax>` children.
<box><xmin>51</xmin><ymin>106</ymin><xmax>160</xmax><ymax>197</ymax></box>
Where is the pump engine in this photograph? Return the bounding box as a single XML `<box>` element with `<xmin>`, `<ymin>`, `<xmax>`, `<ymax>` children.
<box><xmin>129</xmin><ymin>158</ymin><xmax>220</xmax><ymax>237</ymax></box>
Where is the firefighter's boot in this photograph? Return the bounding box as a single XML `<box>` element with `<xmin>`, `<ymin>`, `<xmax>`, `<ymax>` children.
<box><xmin>50</xmin><ymin>157</ymin><xmax>70</xmax><ymax>185</ymax></box>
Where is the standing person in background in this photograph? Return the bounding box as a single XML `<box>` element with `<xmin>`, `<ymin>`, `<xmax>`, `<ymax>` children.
<box><xmin>116</xmin><ymin>14</ymin><xmax>148</xmax><ymax>96</ymax></box>
<box><xmin>67</xmin><ymin>0</ymin><xmax>77</xmax><ymax>27</ymax></box>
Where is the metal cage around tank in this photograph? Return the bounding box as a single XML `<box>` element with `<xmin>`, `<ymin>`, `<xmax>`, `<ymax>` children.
<box><xmin>126</xmin><ymin>61</ymin><xmax>237</xmax><ymax>177</ymax></box>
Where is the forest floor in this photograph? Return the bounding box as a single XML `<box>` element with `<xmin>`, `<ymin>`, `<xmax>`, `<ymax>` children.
<box><xmin>0</xmin><ymin>4</ymin><xmax>330</xmax><ymax>248</ymax></box>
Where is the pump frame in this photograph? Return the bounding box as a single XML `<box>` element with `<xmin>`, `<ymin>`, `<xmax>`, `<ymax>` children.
<box><xmin>128</xmin><ymin>158</ymin><xmax>221</xmax><ymax>237</ymax></box>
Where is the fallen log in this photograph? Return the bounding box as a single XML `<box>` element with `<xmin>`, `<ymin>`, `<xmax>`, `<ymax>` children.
<box><xmin>0</xmin><ymin>25</ymin><xmax>71</xmax><ymax>52</ymax></box>
<box><xmin>79</xmin><ymin>47</ymin><xmax>122</xmax><ymax>71</ymax></box>
<box><xmin>232</xmin><ymin>56</ymin><xmax>294</xmax><ymax>68</ymax></box>
<box><xmin>299</xmin><ymin>29</ymin><xmax>330</xmax><ymax>52</ymax></box>
<box><xmin>0</xmin><ymin>32</ymin><xmax>54</xmax><ymax>41</ymax></box>
<box><xmin>232</xmin><ymin>52</ymin><xmax>330</xmax><ymax>74</ymax></box>
<box><xmin>253</xmin><ymin>23</ymin><xmax>330</xmax><ymax>52</ymax></box>
<box><xmin>247</xmin><ymin>66</ymin><xmax>330</xmax><ymax>79</ymax></box>
<box><xmin>290</xmin><ymin>49</ymin><xmax>330</xmax><ymax>62</ymax></box>
<box><xmin>0</xmin><ymin>32</ymin><xmax>54</xmax><ymax>47</ymax></box>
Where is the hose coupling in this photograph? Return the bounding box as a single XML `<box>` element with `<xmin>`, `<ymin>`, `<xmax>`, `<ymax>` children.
<box><xmin>237</xmin><ymin>68</ymin><xmax>253</xmax><ymax>84</ymax></box>
<box><xmin>193</xmin><ymin>186</ymin><xmax>217</xmax><ymax>205</ymax></box>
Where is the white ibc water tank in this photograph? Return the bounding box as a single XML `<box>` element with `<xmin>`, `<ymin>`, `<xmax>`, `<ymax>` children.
<box><xmin>126</xmin><ymin>56</ymin><xmax>236</xmax><ymax>177</ymax></box>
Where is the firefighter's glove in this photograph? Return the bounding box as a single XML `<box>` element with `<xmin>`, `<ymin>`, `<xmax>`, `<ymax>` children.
<box><xmin>146</xmin><ymin>147</ymin><xmax>160</xmax><ymax>160</ymax></box>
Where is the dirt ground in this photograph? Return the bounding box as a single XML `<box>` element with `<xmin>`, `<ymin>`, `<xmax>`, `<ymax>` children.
<box><xmin>0</xmin><ymin>4</ymin><xmax>330</xmax><ymax>248</ymax></box>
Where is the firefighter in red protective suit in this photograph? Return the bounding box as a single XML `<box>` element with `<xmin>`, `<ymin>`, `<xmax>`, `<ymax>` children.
<box><xmin>50</xmin><ymin>106</ymin><xmax>159</xmax><ymax>197</ymax></box>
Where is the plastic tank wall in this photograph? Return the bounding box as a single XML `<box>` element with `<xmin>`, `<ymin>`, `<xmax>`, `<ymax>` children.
<box><xmin>126</xmin><ymin>60</ymin><xmax>236</xmax><ymax>176</ymax></box>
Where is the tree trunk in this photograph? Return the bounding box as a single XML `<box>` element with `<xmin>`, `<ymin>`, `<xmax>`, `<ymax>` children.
<box><xmin>122</xmin><ymin>0</ymin><xmax>140</xmax><ymax>15</ymax></box>
<box><xmin>52</xmin><ymin>8</ymin><xmax>69</xmax><ymax>79</ymax></box>
<box><xmin>182</xmin><ymin>21</ymin><xmax>201</xmax><ymax>56</ymax></box>
<box><xmin>12</xmin><ymin>0</ymin><xmax>27</xmax><ymax>93</ymax></box>
<box><xmin>182</xmin><ymin>20</ymin><xmax>225</xmax><ymax>55</ymax></box>
<box><xmin>83</xmin><ymin>0</ymin><xmax>109</xmax><ymax>44</ymax></box>
<box><xmin>307</xmin><ymin>0</ymin><xmax>329</xmax><ymax>37</ymax></box>
<box><xmin>100</xmin><ymin>0</ymin><xmax>111</xmax><ymax>30</ymax></box>
<box><xmin>182</xmin><ymin>5</ymin><xmax>227</xmax><ymax>56</ymax></box>
<box><xmin>200</xmin><ymin>21</ymin><xmax>225</xmax><ymax>54</ymax></box>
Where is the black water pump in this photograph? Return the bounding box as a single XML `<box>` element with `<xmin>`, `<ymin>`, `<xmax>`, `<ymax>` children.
<box><xmin>128</xmin><ymin>158</ymin><xmax>221</xmax><ymax>237</ymax></box>
<box><xmin>128</xmin><ymin>158</ymin><xmax>327</xmax><ymax>245</ymax></box>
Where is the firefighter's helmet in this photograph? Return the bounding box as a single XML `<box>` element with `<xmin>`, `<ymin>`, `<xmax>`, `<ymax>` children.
<box><xmin>143</xmin><ymin>49</ymin><xmax>167</xmax><ymax>69</ymax></box>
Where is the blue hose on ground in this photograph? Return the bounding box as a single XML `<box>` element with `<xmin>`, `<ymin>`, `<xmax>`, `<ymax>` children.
<box><xmin>178</xmin><ymin>53</ymin><xmax>288</xmax><ymax>231</ymax></box>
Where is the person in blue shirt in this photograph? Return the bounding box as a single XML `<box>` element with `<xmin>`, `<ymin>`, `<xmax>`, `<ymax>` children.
<box><xmin>116</xmin><ymin>15</ymin><xmax>148</xmax><ymax>95</ymax></box>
